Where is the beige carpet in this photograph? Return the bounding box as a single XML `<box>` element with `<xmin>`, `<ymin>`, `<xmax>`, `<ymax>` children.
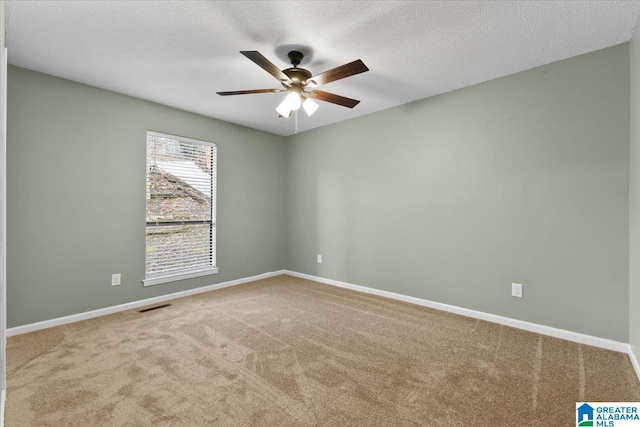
<box><xmin>6</xmin><ymin>275</ymin><xmax>640</xmax><ymax>426</ymax></box>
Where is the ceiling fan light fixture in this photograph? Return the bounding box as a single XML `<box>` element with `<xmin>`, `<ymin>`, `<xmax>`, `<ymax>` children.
<box><xmin>285</xmin><ymin>91</ymin><xmax>302</xmax><ymax>110</ymax></box>
<box><xmin>302</xmin><ymin>97</ymin><xmax>319</xmax><ymax>116</ymax></box>
<box><xmin>276</xmin><ymin>90</ymin><xmax>304</xmax><ymax>116</ymax></box>
<box><xmin>276</xmin><ymin>97</ymin><xmax>293</xmax><ymax>117</ymax></box>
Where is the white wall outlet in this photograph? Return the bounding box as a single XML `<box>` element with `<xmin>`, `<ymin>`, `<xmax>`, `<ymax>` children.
<box><xmin>511</xmin><ymin>283</ymin><xmax>523</xmax><ymax>298</ymax></box>
<box><xmin>317</xmin><ymin>254</ymin><xmax>322</xmax><ymax>264</ymax></box>
<box><xmin>112</xmin><ymin>273</ymin><xmax>121</xmax><ymax>286</ymax></box>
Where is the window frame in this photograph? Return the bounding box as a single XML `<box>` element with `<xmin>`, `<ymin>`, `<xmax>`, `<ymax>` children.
<box><xmin>142</xmin><ymin>130</ymin><xmax>218</xmax><ymax>287</ymax></box>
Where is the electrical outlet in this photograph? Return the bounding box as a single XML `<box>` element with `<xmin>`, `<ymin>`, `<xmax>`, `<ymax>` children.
<box><xmin>317</xmin><ymin>254</ymin><xmax>322</xmax><ymax>264</ymax></box>
<box><xmin>112</xmin><ymin>273</ymin><xmax>121</xmax><ymax>286</ymax></box>
<box><xmin>511</xmin><ymin>283</ymin><xmax>523</xmax><ymax>298</ymax></box>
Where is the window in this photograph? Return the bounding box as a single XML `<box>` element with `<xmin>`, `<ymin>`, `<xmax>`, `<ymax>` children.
<box><xmin>144</xmin><ymin>131</ymin><xmax>217</xmax><ymax>286</ymax></box>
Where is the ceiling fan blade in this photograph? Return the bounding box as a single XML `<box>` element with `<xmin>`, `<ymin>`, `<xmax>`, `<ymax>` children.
<box><xmin>308</xmin><ymin>90</ymin><xmax>360</xmax><ymax>108</ymax></box>
<box><xmin>216</xmin><ymin>89</ymin><xmax>285</xmax><ymax>96</ymax></box>
<box><xmin>309</xmin><ymin>59</ymin><xmax>369</xmax><ymax>86</ymax></box>
<box><xmin>240</xmin><ymin>51</ymin><xmax>290</xmax><ymax>83</ymax></box>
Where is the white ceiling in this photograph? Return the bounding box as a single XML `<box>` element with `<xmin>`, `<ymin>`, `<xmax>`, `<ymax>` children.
<box><xmin>6</xmin><ymin>1</ymin><xmax>640</xmax><ymax>136</ymax></box>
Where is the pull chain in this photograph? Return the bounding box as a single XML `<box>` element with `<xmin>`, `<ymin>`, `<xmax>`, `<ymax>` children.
<box><xmin>294</xmin><ymin>109</ymin><xmax>299</xmax><ymax>134</ymax></box>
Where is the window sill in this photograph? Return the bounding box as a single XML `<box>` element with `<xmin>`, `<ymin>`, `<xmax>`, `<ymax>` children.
<box><xmin>142</xmin><ymin>267</ymin><xmax>219</xmax><ymax>287</ymax></box>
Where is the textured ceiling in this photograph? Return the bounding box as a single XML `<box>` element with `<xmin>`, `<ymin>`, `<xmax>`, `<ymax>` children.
<box><xmin>7</xmin><ymin>1</ymin><xmax>640</xmax><ymax>136</ymax></box>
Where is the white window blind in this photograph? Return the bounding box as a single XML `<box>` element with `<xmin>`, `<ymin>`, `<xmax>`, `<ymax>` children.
<box><xmin>145</xmin><ymin>131</ymin><xmax>217</xmax><ymax>285</ymax></box>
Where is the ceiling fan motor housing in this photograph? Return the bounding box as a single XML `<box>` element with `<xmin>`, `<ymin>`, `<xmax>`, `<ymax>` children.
<box><xmin>282</xmin><ymin>51</ymin><xmax>312</xmax><ymax>87</ymax></box>
<box><xmin>283</xmin><ymin>67</ymin><xmax>312</xmax><ymax>85</ymax></box>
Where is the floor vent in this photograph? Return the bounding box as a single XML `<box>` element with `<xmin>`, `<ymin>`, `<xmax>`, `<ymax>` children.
<box><xmin>139</xmin><ymin>303</ymin><xmax>172</xmax><ymax>313</ymax></box>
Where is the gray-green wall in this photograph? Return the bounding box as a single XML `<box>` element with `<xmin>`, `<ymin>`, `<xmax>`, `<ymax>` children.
<box><xmin>630</xmin><ymin>38</ymin><xmax>640</xmax><ymax>360</ymax></box>
<box><xmin>286</xmin><ymin>45</ymin><xmax>630</xmax><ymax>342</ymax></box>
<box><xmin>7</xmin><ymin>66</ymin><xmax>287</xmax><ymax>328</ymax></box>
<box><xmin>1</xmin><ymin>0</ymin><xmax>6</xmax><ymax>397</ymax></box>
<box><xmin>0</xmin><ymin>0</ymin><xmax>4</xmax><ymax>50</ymax></box>
<box><xmin>7</xmin><ymin>44</ymin><xmax>634</xmax><ymax>343</ymax></box>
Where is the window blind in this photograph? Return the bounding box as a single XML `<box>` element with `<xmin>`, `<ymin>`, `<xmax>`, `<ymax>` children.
<box><xmin>145</xmin><ymin>131</ymin><xmax>217</xmax><ymax>281</ymax></box>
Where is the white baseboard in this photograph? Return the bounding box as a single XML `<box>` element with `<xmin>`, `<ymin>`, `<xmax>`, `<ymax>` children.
<box><xmin>284</xmin><ymin>270</ymin><xmax>630</xmax><ymax>354</ymax></box>
<box><xmin>630</xmin><ymin>346</ymin><xmax>640</xmax><ymax>383</ymax></box>
<box><xmin>7</xmin><ymin>270</ymin><xmax>286</xmax><ymax>337</ymax></box>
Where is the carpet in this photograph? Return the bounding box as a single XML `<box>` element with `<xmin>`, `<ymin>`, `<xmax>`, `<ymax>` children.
<box><xmin>6</xmin><ymin>275</ymin><xmax>640</xmax><ymax>426</ymax></box>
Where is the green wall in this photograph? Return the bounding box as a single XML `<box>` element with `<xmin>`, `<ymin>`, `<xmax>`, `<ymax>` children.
<box><xmin>7</xmin><ymin>44</ymin><xmax>634</xmax><ymax>344</ymax></box>
<box><xmin>0</xmin><ymin>0</ymin><xmax>4</xmax><ymax>50</ymax></box>
<box><xmin>0</xmin><ymin>1</ymin><xmax>4</xmax><ymax>51</ymax></box>
<box><xmin>7</xmin><ymin>66</ymin><xmax>287</xmax><ymax>328</ymax></box>
<box><xmin>1</xmin><ymin>0</ymin><xmax>6</xmax><ymax>396</ymax></box>
<box><xmin>630</xmin><ymin>38</ymin><xmax>640</xmax><ymax>359</ymax></box>
<box><xmin>286</xmin><ymin>45</ymin><xmax>630</xmax><ymax>342</ymax></box>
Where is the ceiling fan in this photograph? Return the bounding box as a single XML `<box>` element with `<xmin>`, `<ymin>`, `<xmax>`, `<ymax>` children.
<box><xmin>217</xmin><ymin>50</ymin><xmax>369</xmax><ymax>118</ymax></box>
